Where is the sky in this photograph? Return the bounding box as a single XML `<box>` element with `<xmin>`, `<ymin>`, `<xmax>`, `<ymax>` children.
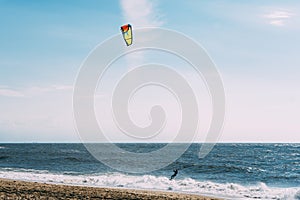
<box><xmin>0</xmin><ymin>0</ymin><xmax>299</xmax><ymax>142</ymax></box>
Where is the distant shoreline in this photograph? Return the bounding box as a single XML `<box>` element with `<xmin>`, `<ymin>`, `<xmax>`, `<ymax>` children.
<box><xmin>0</xmin><ymin>178</ymin><xmax>222</xmax><ymax>200</ymax></box>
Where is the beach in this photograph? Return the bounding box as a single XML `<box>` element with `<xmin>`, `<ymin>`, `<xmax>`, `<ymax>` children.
<box><xmin>0</xmin><ymin>178</ymin><xmax>221</xmax><ymax>200</ymax></box>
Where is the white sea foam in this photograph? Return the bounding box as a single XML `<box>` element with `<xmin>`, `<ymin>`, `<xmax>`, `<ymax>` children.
<box><xmin>0</xmin><ymin>146</ymin><xmax>5</xmax><ymax>149</ymax></box>
<box><xmin>0</xmin><ymin>169</ymin><xmax>299</xmax><ymax>200</ymax></box>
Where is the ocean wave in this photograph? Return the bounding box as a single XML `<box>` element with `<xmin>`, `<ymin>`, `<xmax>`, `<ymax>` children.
<box><xmin>64</xmin><ymin>157</ymin><xmax>82</xmax><ymax>162</ymax></box>
<box><xmin>187</xmin><ymin>163</ymin><xmax>266</xmax><ymax>175</ymax></box>
<box><xmin>0</xmin><ymin>170</ymin><xmax>298</xmax><ymax>199</ymax></box>
<box><xmin>0</xmin><ymin>146</ymin><xmax>5</xmax><ymax>149</ymax></box>
<box><xmin>294</xmin><ymin>191</ymin><xmax>300</xmax><ymax>200</ymax></box>
<box><xmin>0</xmin><ymin>168</ymin><xmax>50</xmax><ymax>174</ymax></box>
<box><xmin>60</xmin><ymin>149</ymin><xmax>83</xmax><ymax>154</ymax></box>
<box><xmin>0</xmin><ymin>156</ymin><xmax>9</xmax><ymax>160</ymax></box>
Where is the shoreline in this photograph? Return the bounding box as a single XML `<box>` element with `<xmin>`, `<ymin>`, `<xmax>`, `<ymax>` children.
<box><xmin>0</xmin><ymin>178</ymin><xmax>222</xmax><ymax>199</ymax></box>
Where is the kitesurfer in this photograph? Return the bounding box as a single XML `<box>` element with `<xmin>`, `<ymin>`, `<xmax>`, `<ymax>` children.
<box><xmin>170</xmin><ymin>169</ymin><xmax>178</xmax><ymax>180</ymax></box>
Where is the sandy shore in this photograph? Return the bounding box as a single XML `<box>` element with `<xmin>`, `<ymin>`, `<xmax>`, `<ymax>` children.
<box><xmin>0</xmin><ymin>178</ymin><xmax>222</xmax><ymax>200</ymax></box>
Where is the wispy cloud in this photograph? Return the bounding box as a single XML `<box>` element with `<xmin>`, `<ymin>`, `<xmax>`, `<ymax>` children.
<box><xmin>119</xmin><ymin>0</ymin><xmax>164</xmax><ymax>68</ymax></box>
<box><xmin>52</xmin><ymin>84</ymin><xmax>73</xmax><ymax>91</ymax></box>
<box><xmin>0</xmin><ymin>85</ymin><xmax>73</xmax><ymax>98</ymax></box>
<box><xmin>0</xmin><ymin>88</ymin><xmax>24</xmax><ymax>97</ymax></box>
<box><xmin>120</xmin><ymin>0</ymin><xmax>163</xmax><ymax>27</ymax></box>
<box><xmin>263</xmin><ymin>9</ymin><xmax>295</xmax><ymax>26</ymax></box>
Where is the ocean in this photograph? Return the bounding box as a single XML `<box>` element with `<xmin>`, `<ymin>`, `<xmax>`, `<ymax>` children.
<box><xmin>0</xmin><ymin>143</ymin><xmax>299</xmax><ymax>199</ymax></box>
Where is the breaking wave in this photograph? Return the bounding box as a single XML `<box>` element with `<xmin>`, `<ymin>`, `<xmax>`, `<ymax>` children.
<box><xmin>0</xmin><ymin>169</ymin><xmax>298</xmax><ymax>200</ymax></box>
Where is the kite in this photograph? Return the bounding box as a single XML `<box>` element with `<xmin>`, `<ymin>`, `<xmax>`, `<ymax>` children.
<box><xmin>120</xmin><ymin>24</ymin><xmax>133</xmax><ymax>46</ymax></box>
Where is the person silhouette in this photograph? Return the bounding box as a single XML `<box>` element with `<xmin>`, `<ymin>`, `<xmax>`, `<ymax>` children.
<box><xmin>170</xmin><ymin>169</ymin><xmax>178</xmax><ymax>180</ymax></box>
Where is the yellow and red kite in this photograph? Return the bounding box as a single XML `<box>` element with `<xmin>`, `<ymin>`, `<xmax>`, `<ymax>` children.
<box><xmin>120</xmin><ymin>24</ymin><xmax>133</xmax><ymax>46</ymax></box>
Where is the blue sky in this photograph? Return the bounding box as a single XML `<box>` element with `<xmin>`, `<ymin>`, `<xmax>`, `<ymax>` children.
<box><xmin>0</xmin><ymin>0</ymin><xmax>299</xmax><ymax>142</ymax></box>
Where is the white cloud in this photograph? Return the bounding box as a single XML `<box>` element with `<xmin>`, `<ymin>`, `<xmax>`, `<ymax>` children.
<box><xmin>0</xmin><ymin>85</ymin><xmax>73</xmax><ymax>98</ymax></box>
<box><xmin>49</xmin><ymin>84</ymin><xmax>73</xmax><ymax>91</ymax></box>
<box><xmin>265</xmin><ymin>11</ymin><xmax>293</xmax><ymax>19</ymax></box>
<box><xmin>269</xmin><ymin>20</ymin><xmax>284</xmax><ymax>26</ymax></box>
<box><xmin>120</xmin><ymin>0</ymin><xmax>163</xmax><ymax>27</ymax></box>
<box><xmin>263</xmin><ymin>9</ymin><xmax>295</xmax><ymax>26</ymax></box>
<box><xmin>0</xmin><ymin>84</ymin><xmax>76</xmax><ymax>142</ymax></box>
<box><xmin>0</xmin><ymin>88</ymin><xmax>24</xmax><ymax>97</ymax></box>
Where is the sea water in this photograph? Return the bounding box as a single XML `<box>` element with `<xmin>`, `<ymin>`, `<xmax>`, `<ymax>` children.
<box><xmin>0</xmin><ymin>143</ymin><xmax>299</xmax><ymax>199</ymax></box>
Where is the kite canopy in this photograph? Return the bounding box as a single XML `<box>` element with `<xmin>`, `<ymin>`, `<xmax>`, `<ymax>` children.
<box><xmin>120</xmin><ymin>24</ymin><xmax>133</xmax><ymax>46</ymax></box>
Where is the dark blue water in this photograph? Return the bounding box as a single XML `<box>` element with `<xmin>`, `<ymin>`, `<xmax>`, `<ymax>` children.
<box><xmin>0</xmin><ymin>143</ymin><xmax>299</xmax><ymax>199</ymax></box>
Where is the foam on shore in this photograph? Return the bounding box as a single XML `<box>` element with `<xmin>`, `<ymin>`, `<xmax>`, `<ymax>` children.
<box><xmin>0</xmin><ymin>169</ymin><xmax>299</xmax><ymax>199</ymax></box>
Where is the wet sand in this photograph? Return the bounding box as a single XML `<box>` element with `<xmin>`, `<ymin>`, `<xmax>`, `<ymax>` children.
<box><xmin>0</xmin><ymin>178</ymin><xmax>222</xmax><ymax>199</ymax></box>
